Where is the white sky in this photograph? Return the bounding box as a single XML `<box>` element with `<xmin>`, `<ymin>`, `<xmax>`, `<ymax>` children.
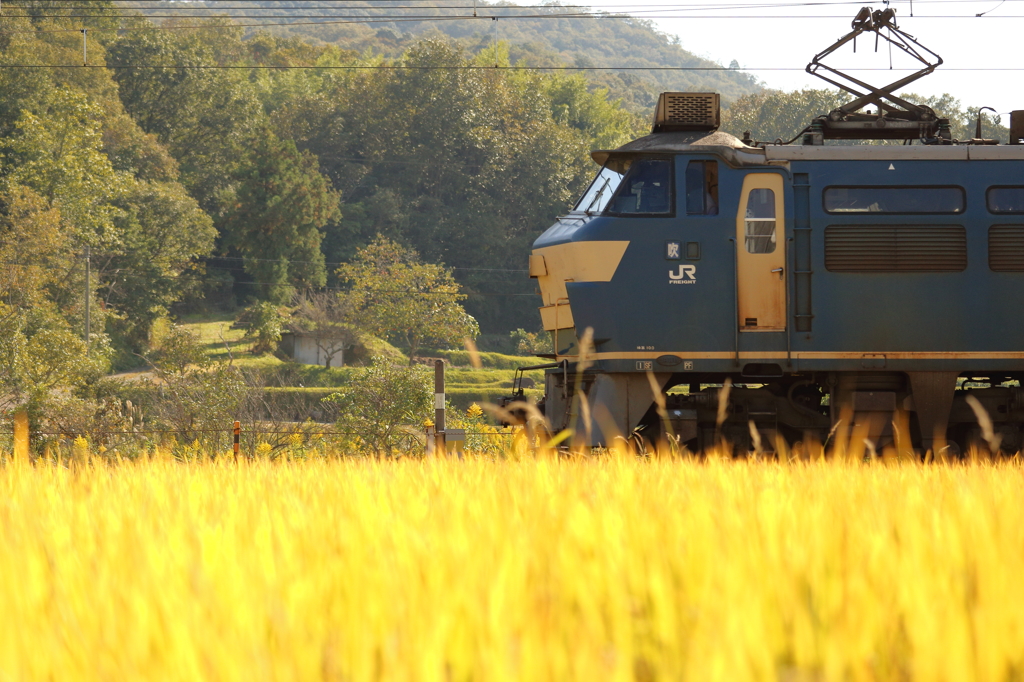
<box><xmin>579</xmin><ymin>0</ymin><xmax>1021</xmax><ymax>118</ymax></box>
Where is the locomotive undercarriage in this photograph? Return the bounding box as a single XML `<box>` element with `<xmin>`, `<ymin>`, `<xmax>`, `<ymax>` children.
<box><xmin>542</xmin><ymin>369</ymin><xmax>1024</xmax><ymax>455</ymax></box>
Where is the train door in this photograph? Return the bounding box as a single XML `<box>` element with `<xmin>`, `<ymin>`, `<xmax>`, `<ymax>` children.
<box><xmin>736</xmin><ymin>173</ymin><xmax>786</xmax><ymax>331</ymax></box>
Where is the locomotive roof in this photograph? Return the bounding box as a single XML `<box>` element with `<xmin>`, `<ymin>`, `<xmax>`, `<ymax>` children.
<box><xmin>762</xmin><ymin>145</ymin><xmax>1024</xmax><ymax>161</ymax></box>
<box><xmin>591</xmin><ymin>130</ymin><xmax>1024</xmax><ymax>169</ymax></box>
<box><xmin>591</xmin><ymin>131</ymin><xmax>751</xmax><ymax>168</ymax></box>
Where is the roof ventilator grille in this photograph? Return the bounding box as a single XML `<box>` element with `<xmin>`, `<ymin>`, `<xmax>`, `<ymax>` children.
<box><xmin>652</xmin><ymin>92</ymin><xmax>720</xmax><ymax>133</ymax></box>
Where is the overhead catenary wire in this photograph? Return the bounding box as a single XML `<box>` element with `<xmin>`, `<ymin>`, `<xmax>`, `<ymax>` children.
<box><xmin>8</xmin><ymin>12</ymin><xmax>1024</xmax><ymax>17</ymax></box>
<box><xmin>3</xmin><ymin>63</ymin><xmax>1024</xmax><ymax>70</ymax></box>
<box><xmin>4</xmin><ymin>3</ymin><xmax>1024</xmax><ymax>34</ymax></box>
<box><xmin>21</xmin><ymin>0</ymin><xmax>1024</xmax><ymax>6</ymax></box>
<box><xmin>4</xmin><ymin>0</ymin><xmax>1022</xmax><ymax>22</ymax></box>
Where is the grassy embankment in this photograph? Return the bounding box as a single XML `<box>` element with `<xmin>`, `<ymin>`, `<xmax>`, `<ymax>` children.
<box><xmin>175</xmin><ymin>315</ymin><xmax>546</xmax><ymax>411</ymax></box>
<box><xmin>1</xmin><ymin>453</ymin><xmax>1022</xmax><ymax>681</ymax></box>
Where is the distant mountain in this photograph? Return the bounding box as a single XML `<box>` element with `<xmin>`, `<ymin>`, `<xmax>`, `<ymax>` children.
<box><xmin>147</xmin><ymin>1</ymin><xmax>763</xmax><ymax>110</ymax></box>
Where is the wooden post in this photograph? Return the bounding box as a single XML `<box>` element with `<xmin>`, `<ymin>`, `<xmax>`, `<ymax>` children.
<box><xmin>434</xmin><ymin>360</ymin><xmax>446</xmax><ymax>456</ymax></box>
<box><xmin>84</xmin><ymin>244</ymin><xmax>90</xmax><ymax>355</ymax></box>
<box><xmin>13</xmin><ymin>410</ymin><xmax>29</xmax><ymax>463</ymax></box>
<box><xmin>233</xmin><ymin>420</ymin><xmax>240</xmax><ymax>461</ymax></box>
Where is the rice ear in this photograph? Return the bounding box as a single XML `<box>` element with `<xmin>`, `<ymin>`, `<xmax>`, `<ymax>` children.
<box><xmin>748</xmin><ymin>420</ymin><xmax>762</xmax><ymax>458</ymax></box>
<box><xmin>966</xmin><ymin>395</ymin><xmax>1002</xmax><ymax>454</ymax></box>
<box><xmin>646</xmin><ymin>370</ymin><xmax>675</xmax><ymax>449</ymax></box>
<box><xmin>482</xmin><ymin>400</ymin><xmax>554</xmax><ymax>455</ymax></box>
<box><xmin>714</xmin><ymin>378</ymin><xmax>733</xmax><ymax>453</ymax></box>
<box><xmin>481</xmin><ymin>402</ymin><xmax>521</xmax><ymax>426</ymax></box>
<box><xmin>577</xmin><ymin>390</ymin><xmax>593</xmax><ymax>450</ymax></box>
<box><xmin>462</xmin><ymin>337</ymin><xmax>483</xmax><ymax>369</ymax></box>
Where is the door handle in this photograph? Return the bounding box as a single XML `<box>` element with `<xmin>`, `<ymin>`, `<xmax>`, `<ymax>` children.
<box><xmin>771</xmin><ymin>267</ymin><xmax>784</xmax><ymax>280</ymax></box>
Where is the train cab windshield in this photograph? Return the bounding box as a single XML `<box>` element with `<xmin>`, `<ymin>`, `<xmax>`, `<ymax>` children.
<box><xmin>574</xmin><ymin>165</ymin><xmax>624</xmax><ymax>215</ymax></box>
<box><xmin>573</xmin><ymin>157</ymin><xmax>673</xmax><ymax>216</ymax></box>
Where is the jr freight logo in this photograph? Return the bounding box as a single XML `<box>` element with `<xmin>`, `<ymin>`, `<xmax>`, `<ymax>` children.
<box><xmin>669</xmin><ymin>265</ymin><xmax>696</xmax><ymax>284</ymax></box>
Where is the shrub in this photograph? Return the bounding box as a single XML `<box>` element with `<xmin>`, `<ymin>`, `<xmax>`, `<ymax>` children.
<box><xmin>323</xmin><ymin>357</ymin><xmax>431</xmax><ymax>456</ymax></box>
<box><xmin>509</xmin><ymin>328</ymin><xmax>553</xmax><ymax>356</ymax></box>
<box><xmin>150</xmin><ymin>324</ymin><xmax>208</xmax><ymax>374</ymax></box>
<box><xmin>237</xmin><ymin>302</ymin><xmax>285</xmax><ymax>355</ymax></box>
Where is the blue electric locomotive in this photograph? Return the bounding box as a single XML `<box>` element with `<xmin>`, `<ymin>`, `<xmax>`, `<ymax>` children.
<box><xmin>522</xmin><ymin>8</ymin><xmax>1024</xmax><ymax>452</ymax></box>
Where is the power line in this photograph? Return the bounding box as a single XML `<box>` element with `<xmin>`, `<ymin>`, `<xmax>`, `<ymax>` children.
<box><xmin>1</xmin><ymin>260</ymin><xmax>536</xmax><ymax>295</ymax></box>
<box><xmin>10</xmin><ymin>11</ymin><xmax>1024</xmax><ymax>17</ymax></box>
<box><xmin>6</xmin><ymin>0</ymin><xmax>1024</xmax><ymax>12</ymax></box>
<box><xmin>5</xmin><ymin>9</ymin><xmax>1024</xmax><ymax>33</ymax></box>
<box><xmin>0</xmin><ymin>13</ymin><xmax>648</xmax><ymax>34</ymax></box>
<box><xmin>0</xmin><ymin>12</ymin><xmax>780</xmax><ymax>17</ymax></box>
<box><xmin>44</xmin><ymin>0</ymin><xmax>1024</xmax><ymax>5</ymax></box>
<box><xmin>200</xmin><ymin>254</ymin><xmax>528</xmax><ymax>272</ymax></box>
<box><xmin>2</xmin><ymin>63</ymin><xmax>1023</xmax><ymax>70</ymax></box>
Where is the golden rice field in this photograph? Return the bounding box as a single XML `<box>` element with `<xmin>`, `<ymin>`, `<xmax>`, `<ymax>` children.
<box><xmin>2</xmin><ymin>453</ymin><xmax>1023</xmax><ymax>681</ymax></box>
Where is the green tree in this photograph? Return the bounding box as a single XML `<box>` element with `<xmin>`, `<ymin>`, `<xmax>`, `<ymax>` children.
<box><xmin>721</xmin><ymin>89</ymin><xmax>853</xmax><ymax>144</ymax></box>
<box><xmin>237</xmin><ymin>301</ymin><xmax>286</xmax><ymax>355</ymax></box>
<box><xmin>906</xmin><ymin>94</ymin><xmax>1008</xmax><ymax>141</ymax></box>
<box><xmin>543</xmin><ymin>72</ymin><xmax>645</xmax><ymax>150</ymax></box>
<box><xmin>337</xmin><ymin>237</ymin><xmax>479</xmax><ymax>364</ymax></box>
<box><xmin>275</xmin><ymin>39</ymin><xmax>599</xmax><ymax>332</ymax></box>
<box><xmin>149</xmin><ymin>324</ymin><xmax>209</xmax><ymax>376</ymax></box>
<box><xmin>143</xmin><ymin>324</ymin><xmax>252</xmax><ymax>442</ymax></box>
<box><xmin>106</xmin><ymin>23</ymin><xmax>264</xmax><ymax>206</ymax></box>
<box><xmin>3</xmin><ymin>87</ymin><xmax>217</xmax><ymax>360</ymax></box>
<box><xmin>221</xmin><ymin>134</ymin><xmax>340</xmax><ymax>303</ymax></box>
<box><xmin>0</xmin><ymin>187</ymin><xmax>109</xmax><ymax>408</ymax></box>
<box><xmin>102</xmin><ymin>181</ymin><xmax>217</xmax><ymax>355</ymax></box>
<box><xmin>510</xmin><ymin>328</ymin><xmax>553</xmax><ymax>356</ymax></box>
<box><xmin>5</xmin><ymin>86</ymin><xmax>130</xmax><ymax>245</ymax></box>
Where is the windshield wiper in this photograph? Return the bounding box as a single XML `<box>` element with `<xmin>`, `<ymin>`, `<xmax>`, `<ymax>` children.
<box><xmin>585</xmin><ymin>177</ymin><xmax>612</xmax><ymax>216</ymax></box>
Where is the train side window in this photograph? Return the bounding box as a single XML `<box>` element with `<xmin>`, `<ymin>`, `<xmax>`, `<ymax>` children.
<box><xmin>823</xmin><ymin>186</ymin><xmax>964</xmax><ymax>214</ymax></box>
<box><xmin>685</xmin><ymin>161</ymin><xmax>719</xmax><ymax>215</ymax></box>
<box><xmin>987</xmin><ymin>187</ymin><xmax>1024</xmax><ymax>214</ymax></box>
<box><xmin>605</xmin><ymin>158</ymin><xmax>673</xmax><ymax>215</ymax></box>
<box><xmin>744</xmin><ymin>188</ymin><xmax>776</xmax><ymax>254</ymax></box>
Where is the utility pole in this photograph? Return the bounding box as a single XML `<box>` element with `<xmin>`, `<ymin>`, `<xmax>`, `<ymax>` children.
<box><xmin>84</xmin><ymin>245</ymin><xmax>90</xmax><ymax>355</ymax></box>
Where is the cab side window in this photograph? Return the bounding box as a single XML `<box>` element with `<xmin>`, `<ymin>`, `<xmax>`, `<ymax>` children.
<box><xmin>685</xmin><ymin>160</ymin><xmax>719</xmax><ymax>215</ymax></box>
<box><xmin>745</xmin><ymin>188</ymin><xmax>776</xmax><ymax>254</ymax></box>
<box><xmin>605</xmin><ymin>158</ymin><xmax>673</xmax><ymax>215</ymax></box>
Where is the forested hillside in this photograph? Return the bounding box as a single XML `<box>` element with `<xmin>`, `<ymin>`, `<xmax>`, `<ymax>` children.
<box><xmin>138</xmin><ymin>0</ymin><xmax>763</xmax><ymax>111</ymax></box>
<box><xmin>0</xmin><ymin>1</ymin><xmax>649</xmax><ymax>377</ymax></box>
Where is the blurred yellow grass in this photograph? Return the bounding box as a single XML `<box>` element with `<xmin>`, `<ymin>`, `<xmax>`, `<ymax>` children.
<box><xmin>2</xmin><ymin>455</ymin><xmax>1024</xmax><ymax>681</ymax></box>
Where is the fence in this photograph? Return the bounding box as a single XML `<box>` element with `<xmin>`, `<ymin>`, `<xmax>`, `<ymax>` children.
<box><xmin>1</xmin><ymin>360</ymin><xmax>527</xmax><ymax>460</ymax></box>
<box><xmin>0</xmin><ymin>417</ymin><xmax>520</xmax><ymax>461</ymax></box>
